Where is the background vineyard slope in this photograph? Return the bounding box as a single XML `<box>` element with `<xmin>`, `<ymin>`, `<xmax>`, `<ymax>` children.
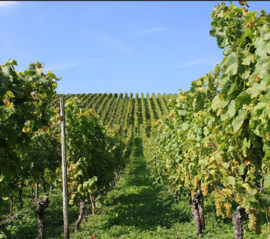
<box><xmin>50</xmin><ymin>93</ymin><xmax>177</xmax><ymax>137</ymax></box>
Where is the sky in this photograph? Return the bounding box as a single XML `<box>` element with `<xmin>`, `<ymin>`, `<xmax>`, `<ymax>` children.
<box><xmin>1</xmin><ymin>1</ymin><xmax>270</xmax><ymax>96</ymax></box>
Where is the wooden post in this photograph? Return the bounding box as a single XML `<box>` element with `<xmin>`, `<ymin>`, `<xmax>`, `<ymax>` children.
<box><xmin>60</xmin><ymin>97</ymin><xmax>70</xmax><ymax>239</ymax></box>
<box><xmin>35</xmin><ymin>182</ymin><xmax>39</xmax><ymax>202</ymax></box>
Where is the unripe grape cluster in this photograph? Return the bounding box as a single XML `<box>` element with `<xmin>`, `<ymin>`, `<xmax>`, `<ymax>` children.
<box><xmin>215</xmin><ymin>199</ymin><xmax>226</xmax><ymax>218</ymax></box>
<box><xmin>249</xmin><ymin>213</ymin><xmax>257</xmax><ymax>231</ymax></box>
<box><xmin>194</xmin><ymin>176</ymin><xmax>198</xmax><ymax>189</ymax></box>
<box><xmin>224</xmin><ymin>201</ymin><xmax>232</xmax><ymax>218</ymax></box>
<box><xmin>220</xmin><ymin>168</ymin><xmax>227</xmax><ymax>175</ymax></box>
<box><xmin>201</xmin><ymin>183</ymin><xmax>209</xmax><ymax>196</ymax></box>
<box><xmin>248</xmin><ymin>209</ymin><xmax>262</xmax><ymax>234</ymax></box>
<box><xmin>235</xmin><ymin>193</ymin><xmax>242</xmax><ymax>204</ymax></box>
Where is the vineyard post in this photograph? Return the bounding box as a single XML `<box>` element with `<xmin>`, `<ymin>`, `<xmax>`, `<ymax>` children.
<box><xmin>35</xmin><ymin>182</ymin><xmax>39</xmax><ymax>202</ymax></box>
<box><xmin>60</xmin><ymin>98</ymin><xmax>70</xmax><ymax>239</ymax></box>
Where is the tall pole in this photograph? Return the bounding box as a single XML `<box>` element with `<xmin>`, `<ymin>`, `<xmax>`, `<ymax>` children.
<box><xmin>35</xmin><ymin>182</ymin><xmax>39</xmax><ymax>202</ymax></box>
<box><xmin>60</xmin><ymin>97</ymin><xmax>70</xmax><ymax>239</ymax></box>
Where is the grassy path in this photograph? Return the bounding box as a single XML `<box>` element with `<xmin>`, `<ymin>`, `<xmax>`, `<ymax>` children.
<box><xmin>73</xmin><ymin>136</ymin><xmax>257</xmax><ymax>239</ymax></box>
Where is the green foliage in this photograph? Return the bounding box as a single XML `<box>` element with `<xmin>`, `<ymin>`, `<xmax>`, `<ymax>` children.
<box><xmin>144</xmin><ymin>1</ymin><xmax>270</xmax><ymax>235</ymax></box>
<box><xmin>47</xmin><ymin>99</ymin><xmax>128</xmax><ymax>205</ymax></box>
<box><xmin>0</xmin><ymin>59</ymin><xmax>60</xmax><ymax>206</ymax></box>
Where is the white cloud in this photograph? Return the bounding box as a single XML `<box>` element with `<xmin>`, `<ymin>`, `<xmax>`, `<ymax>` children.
<box><xmin>130</xmin><ymin>28</ymin><xmax>170</xmax><ymax>36</ymax></box>
<box><xmin>88</xmin><ymin>33</ymin><xmax>133</xmax><ymax>54</ymax></box>
<box><xmin>43</xmin><ymin>58</ymin><xmax>102</xmax><ymax>73</ymax></box>
<box><xmin>169</xmin><ymin>58</ymin><xmax>214</xmax><ymax>68</ymax></box>
<box><xmin>0</xmin><ymin>1</ymin><xmax>17</xmax><ymax>7</ymax></box>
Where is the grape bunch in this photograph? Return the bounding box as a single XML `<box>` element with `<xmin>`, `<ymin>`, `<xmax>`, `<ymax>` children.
<box><xmin>248</xmin><ymin>209</ymin><xmax>262</xmax><ymax>235</ymax></box>
<box><xmin>215</xmin><ymin>199</ymin><xmax>226</xmax><ymax>218</ymax></box>
<box><xmin>235</xmin><ymin>193</ymin><xmax>242</xmax><ymax>204</ymax></box>
<box><xmin>224</xmin><ymin>201</ymin><xmax>232</xmax><ymax>218</ymax></box>
<box><xmin>194</xmin><ymin>176</ymin><xmax>198</xmax><ymax>189</ymax></box>
<box><xmin>201</xmin><ymin>183</ymin><xmax>209</xmax><ymax>196</ymax></box>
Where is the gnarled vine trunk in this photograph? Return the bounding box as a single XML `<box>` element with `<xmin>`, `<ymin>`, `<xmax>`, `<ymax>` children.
<box><xmin>50</xmin><ymin>181</ymin><xmax>53</xmax><ymax>193</ymax></box>
<box><xmin>111</xmin><ymin>180</ymin><xmax>115</xmax><ymax>189</ymax></box>
<box><xmin>75</xmin><ymin>199</ymin><xmax>85</xmax><ymax>233</ymax></box>
<box><xmin>232</xmin><ymin>206</ymin><xmax>246</xmax><ymax>239</ymax></box>
<box><xmin>260</xmin><ymin>171</ymin><xmax>264</xmax><ymax>193</ymax></box>
<box><xmin>198</xmin><ymin>190</ymin><xmax>205</xmax><ymax>230</ymax></box>
<box><xmin>115</xmin><ymin>172</ymin><xmax>120</xmax><ymax>181</ymax></box>
<box><xmin>30</xmin><ymin>185</ymin><xmax>34</xmax><ymax>200</ymax></box>
<box><xmin>168</xmin><ymin>185</ymin><xmax>172</xmax><ymax>194</ymax></box>
<box><xmin>34</xmin><ymin>193</ymin><xmax>50</xmax><ymax>239</ymax></box>
<box><xmin>189</xmin><ymin>191</ymin><xmax>203</xmax><ymax>236</ymax></box>
<box><xmin>174</xmin><ymin>190</ymin><xmax>181</xmax><ymax>200</ymax></box>
<box><xmin>35</xmin><ymin>182</ymin><xmax>39</xmax><ymax>202</ymax></box>
<box><xmin>231</xmin><ymin>167</ymin><xmax>248</xmax><ymax>239</ymax></box>
<box><xmin>10</xmin><ymin>195</ymin><xmax>13</xmax><ymax>217</ymax></box>
<box><xmin>90</xmin><ymin>193</ymin><xmax>95</xmax><ymax>215</ymax></box>
<box><xmin>42</xmin><ymin>181</ymin><xmax>46</xmax><ymax>194</ymax></box>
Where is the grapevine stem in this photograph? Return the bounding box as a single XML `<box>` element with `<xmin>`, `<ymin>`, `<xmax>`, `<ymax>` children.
<box><xmin>265</xmin><ymin>207</ymin><xmax>270</xmax><ymax>234</ymax></box>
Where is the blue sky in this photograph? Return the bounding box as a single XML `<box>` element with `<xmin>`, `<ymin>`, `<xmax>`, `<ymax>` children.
<box><xmin>1</xmin><ymin>1</ymin><xmax>269</xmax><ymax>96</ymax></box>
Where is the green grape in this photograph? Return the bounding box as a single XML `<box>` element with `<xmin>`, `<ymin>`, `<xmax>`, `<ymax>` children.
<box><xmin>248</xmin><ymin>212</ymin><xmax>257</xmax><ymax>231</ymax></box>
<box><xmin>224</xmin><ymin>201</ymin><xmax>232</xmax><ymax>218</ymax></box>
<box><xmin>245</xmin><ymin>206</ymin><xmax>251</xmax><ymax>214</ymax></box>
<box><xmin>194</xmin><ymin>176</ymin><xmax>198</xmax><ymax>189</ymax></box>
<box><xmin>215</xmin><ymin>199</ymin><xmax>226</xmax><ymax>218</ymax></box>
<box><xmin>235</xmin><ymin>193</ymin><xmax>242</xmax><ymax>204</ymax></box>
<box><xmin>220</xmin><ymin>168</ymin><xmax>227</xmax><ymax>175</ymax></box>
<box><xmin>201</xmin><ymin>183</ymin><xmax>209</xmax><ymax>196</ymax></box>
<box><xmin>248</xmin><ymin>210</ymin><xmax>262</xmax><ymax>234</ymax></box>
<box><xmin>215</xmin><ymin>199</ymin><xmax>222</xmax><ymax>217</ymax></box>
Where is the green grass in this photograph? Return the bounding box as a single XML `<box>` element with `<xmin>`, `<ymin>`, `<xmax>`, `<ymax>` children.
<box><xmin>1</xmin><ymin>136</ymin><xmax>269</xmax><ymax>238</ymax></box>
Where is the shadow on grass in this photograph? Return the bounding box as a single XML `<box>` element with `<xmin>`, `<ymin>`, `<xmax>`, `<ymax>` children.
<box><xmin>101</xmin><ymin>136</ymin><xmax>191</xmax><ymax>236</ymax></box>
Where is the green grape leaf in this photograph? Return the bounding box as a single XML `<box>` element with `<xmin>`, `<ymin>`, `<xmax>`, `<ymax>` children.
<box><xmin>182</xmin><ymin>122</ymin><xmax>189</xmax><ymax>131</ymax></box>
<box><xmin>0</xmin><ymin>75</ymin><xmax>9</xmax><ymax>84</ymax></box>
<box><xmin>224</xmin><ymin>53</ymin><xmax>238</xmax><ymax>75</ymax></box>
<box><xmin>247</xmin><ymin>189</ymin><xmax>257</xmax><ymax>195</ymax></box>
<box><xmin>264</xmin><ymin>173</ymin><xmax>270</xmax><ymax>188</ymax></box>
<box><xmin>232</xmin><ymin>109</ymin><xmax>247</xmax><ymax>132</ymax></box>
<box><xmin>246</xmin><ymin>195</ymin><xmax>258</xmax><ymax>203</ymax></box>
<box><xmin>217</xmin><ymin>31</ymin><xmax>230</xmax><ymax>48</ymax></box>
<box><xmin>263</xmin><ymin>32</ymin><xmax>270</xmax><ymax>40</ymax></box>
<box><xmin>239</xmin><ymin>164</ymin><xmax>246</xmax><ymax>176</ymax></box>
<box><xmin>224</xmin><ymin>176</ymin><xmax>235</xmax><ymax>186</ymax></box>
<box><xmin>242</xmin><ymin>138</ymin><xmax>250</xmax><ymax>150</ymax></box>
<box><xmin>235</xmin><ymin>93</ymin><xmax>251</xmax><ymax>111</ymax></box>
<box><xmin>223</xmin><ymin>45</ymin><xmax>233</xmax><ymax>56</ymax></box>
<box><xmin>7</xmin><ymin>59</ymin><xmax>18</xmax><ymax>65</ymax></box>
<box><xmin>255</xmin><ymin>38</ymin><xmax>270</xmax><ymax>58</ymax></box>
<box><xmin>242</xmin><ymin>54</ymin><xmax>254</xmax><ymax>66</ymax></box>
<box><xmin>227</xmin><ymin>100</ymin><xmax>236</xmax><ymax>118</ymax></box>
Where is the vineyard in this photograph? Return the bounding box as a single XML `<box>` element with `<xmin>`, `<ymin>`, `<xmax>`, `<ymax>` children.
<box><xmin>49</xmin><ymin>92</ymin><xmax>176</xmax><ymax>137</ymax></box>
<box><xmin>1</xmin><ymin>1</ymin><xmax>270</xmax><ymax>239</ymax></box>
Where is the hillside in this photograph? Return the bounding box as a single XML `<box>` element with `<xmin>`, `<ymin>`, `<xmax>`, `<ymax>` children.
<box><xmin>50</xmin><ymin>93</ymin><xmax>177</xmax><ymax>137</ymax></box>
